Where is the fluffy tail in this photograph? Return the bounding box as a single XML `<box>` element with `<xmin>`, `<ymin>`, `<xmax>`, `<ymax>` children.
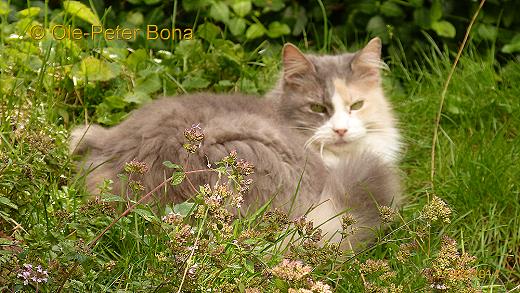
<box><xmin>307</xmin><ymin>152</ymin><xmax>401</xmax><ymax>248</ymax></box>
<box><xmin>69</xmin><ymin>124</ymin><xmax>109</xmax><ymax>155</ymax></box>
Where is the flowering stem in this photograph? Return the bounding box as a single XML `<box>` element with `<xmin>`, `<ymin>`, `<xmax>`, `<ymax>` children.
<box><xmin>177</xmin><ymin>208</ymin><xmax>208</xmax><ymax>292</ymax></box>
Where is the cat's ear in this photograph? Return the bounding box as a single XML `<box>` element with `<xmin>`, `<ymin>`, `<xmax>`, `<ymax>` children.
<box><xmin>351</xmin><ymin>37</ymin><xmax>385</xmax><ymax>81</ymax></box>
<box><xmin>282</xmin><ymin>43</ymin><xmax>315</xmax><ymax>83</ymax></box>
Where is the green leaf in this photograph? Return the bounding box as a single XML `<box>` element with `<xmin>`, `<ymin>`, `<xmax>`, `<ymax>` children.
<box><xmin>76</xmin><ymin>56</ymin><xmax>120</xmax><ymax>82</ymax></box>
<box><xmin>210</xmin><ymin>2</ymin><xmax>230</xmax><ymax>23</ymax></box>
<box><xmin>124</xmin><ymin>90</ymin><xmax>151</xmax><ymax>104</ymax></box>
<box><xmin>100</xmin><ymin>194</ymin><xmax>126</xmax><ymax>203</ymax></box>
<box><xmin>126</xmin><ymin>49</ymin><xmax>148</xmax><ymax>71</ymax></box>
<box><xmin>197</xmin><ymin>22</ymin><xmax>222</xmax><ymax>41</ymax></box>
<box><xmin>432</xmin><ymin>20</ymin><xmax>456</xmax><ymax>38</ymax></box>
<box><xmin>0</xmin><ymin>196</ymin><xmax>18</xmax><ymax>209</ymax></box>
<box><xmin>502</xmin><ymin>41</ymin><xmax>520</xmax><ymax>54</ymax></box>
<box><xmin>182</xmin><ymin>76</ymin><xmax>211</xmax><ymax>90</ymax></box>
<box><xmin>267</xmin><ymin>21</ymin><xmax>290</xmax><ymax>38</ymax></box>
<box><xmin>477</xmin><ymin>24</ymin><xmax>497</xmax><ymax>41</ymax></box>
<box><xmin>173</xmin><ymin>201</ymin><xmax>196</xmax><ymax>217</ymax></box>
<box><xmin>134</xmin><ymin>208</ymin><xmax>156</xmax><ymax>222</ymax></box>
<box><xmin>135</xmin><ymin>73</ymin><xmax>162</xmax><ymax>94</ymax></box>
<box><xmin>163</xmin><ymin>161</ymin><xmax>183</xmax><ymax>170</ymax></box>
<box><xmin>243</xmin><ymin>259</ymin><xmax>255</xmax><ymax>273</ymax></box>
<box><xmin>170</xmin><ymin>171</ymin><xmax>185</xmax><ymax>186</ymax></box>
<box><xmin>231</xmin><ymin>0</ymin><xmax>252</xmax><ymax>17</ymax></box>
<box><xmin>17</xmin><ymin>7</ymin><xmax>41</xmax><ymax>18</ymax></box>
<box><xmin>63</xmin><ymin>1</ymin><xmax>101</xmax><ymax>26</ymax></box>
<box><xmin>228</xmin><ymin>17</ymin><xmax>246</xmax><ymax>36</ymax></box>
<box><xmin>380</xmin><ymin>1</ymin><xmax>404</xmax><ymax>18</ymax></box>
<box><xmin>245</xmin><ymin>23</ymin><xmax>266</xmax><ymax>39</ymax></box>
<box><xmin>0</xmin><ymin>1</ymin><xmax>10</xmax><ymax>16</ymax></box>
<box><xmin>430</xmin><ymin>0</ymin><xmax>443</xmax><ymax>22</ymax></box>
<box><xmin>104</xmin><ymin>95</ymin><xmax>127</xmax><ymax>109</ymax></box>
<box><xmin>366</xmin><ymin>16</ymin><xmax>386</xmax><ymax>36</ymax></box>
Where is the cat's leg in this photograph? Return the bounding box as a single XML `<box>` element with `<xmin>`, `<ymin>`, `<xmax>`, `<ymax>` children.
<box><xmin>307</xmin><ymin>152</ymin><xmax>401</xmax><ymax>249</ymax></box>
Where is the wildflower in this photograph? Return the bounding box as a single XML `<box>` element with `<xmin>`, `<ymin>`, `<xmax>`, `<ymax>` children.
<box><xmin>183</xmin><ymin>123</ymin><xmax>204</xmax><ymax>153</ymax></box>
<box><xmin>396</xmin><ymin>241</ymin><xmax>418</xmax><ymax>263</ymax></box>
<box><xmin>17</xmin><ymin>263</ymin><xmax>48</xmax><ymax>285</ymax></box>
<box><xmin>128</xmin><ymin>180</ymin><xmax>145</xmax><ymax>191</ymax></box>
<box><xmin>379</xmin><ymin>206</ymin><xmax>396</xmax><ymax>224</ymax></box>
<box><xmin>187</xmin><ymin>263</ymin><xmax>198</xmax><ymax>278</ymax></box>
<box><xmin>222</xmin><ymin>149</ymin><xmax>238</xmax><ymax>165</ymax></box>
<box><xmin>245</xmin><ymin>288</ymin><xmax>261</xmax><ymax>293</ymax></box>
<box><xmin>421</xmin><ymin>196</ymin><xmax>452</xmax><ymax>226</ymax></box>
<box><xmin>342</xmin><ymin>214</ymin><xmax>357</xmax><ymax>228</ymax></box>
<box><xmin>103</xmin><ymin>260</ymin><xmax>117</xmax><ymax>271</ymax></box>
<box><xmin>288</xmin><ymin>289</ymin><xmax>313</xmax><ymax>293</ymax></box>
<box><xmin>271</xmin><ymin>259</ymin><xmax>312</xmax><ymax>281</ymax></box>
<box><xmin>360</xmin><ymin>259</ymin><xmax>390</xmax><ymax>275</ymax></box>
<box><xmin>124</xmin><ymin>159</ymin><xmax>149</xmax><ymax>174</ymax></box>
<box><xmin>310</xmin><ymin>280</ymin><xmax>333</xmax><ymax>293</ymax></box>
<box><xmin>236</xmin><ymin>159</ymin><xmax>255</xmax><ymax>176</ymax></box>
<box><xmin>162</xmin><ymin>212</ymin><xmax>183</xmax><ymax>225</ymax></box>
<box><xmin>422</xmin><ymin>236</ymin><xmax>478</xmax><ymax>291</ymax></box>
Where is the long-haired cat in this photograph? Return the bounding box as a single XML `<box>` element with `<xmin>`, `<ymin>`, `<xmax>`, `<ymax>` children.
<box><xmin>70</xmin><ymin>38</ymin><xmax>401</xmax><ymax>247</ymax></box>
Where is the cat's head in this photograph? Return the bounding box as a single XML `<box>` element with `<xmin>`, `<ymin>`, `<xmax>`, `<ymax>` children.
<box><xmin>270</xmin><ymin>38</ymin><xmax>400</xmax><ymax>163</ymax></box>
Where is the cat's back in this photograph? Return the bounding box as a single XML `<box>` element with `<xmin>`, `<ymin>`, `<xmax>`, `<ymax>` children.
<box><xmin>120</xmin><ymin>93</ymin><xmax>275</xmax><ymax>131</ymax></box>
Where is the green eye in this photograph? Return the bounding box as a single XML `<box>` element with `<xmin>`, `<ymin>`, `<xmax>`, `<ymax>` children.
<box><xmin>350</xmin><ymin>100</ymin><xmax>364</xmax><ymax>110</ymax></box>
<box><xmin>310</xmin><ymin>103</ymin><xmax>327</xmax><ymax>114</ymax></box>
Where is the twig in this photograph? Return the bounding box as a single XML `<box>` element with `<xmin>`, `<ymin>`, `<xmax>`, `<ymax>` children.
<box><xmin>430</xmin><ymin>0</ymin><xmax>486</xmax><ymax>189</ymax></box>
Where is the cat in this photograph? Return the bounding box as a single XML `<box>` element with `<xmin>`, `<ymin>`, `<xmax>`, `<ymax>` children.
<box><xmin>70</xmin><ymin>37</ymin><xmax>401</xmax><ymax>248</ymax></box>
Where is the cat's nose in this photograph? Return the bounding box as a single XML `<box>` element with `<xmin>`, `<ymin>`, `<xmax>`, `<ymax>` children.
<box><xmin>334</xmin><ymin>128</ymin><xmax>347</xmax><ymax>136</ymax></box>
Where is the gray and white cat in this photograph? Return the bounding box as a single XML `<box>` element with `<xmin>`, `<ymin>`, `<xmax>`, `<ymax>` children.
<box><xmin>70</xmin><ymin>38</ymin><xmax>401</xmax><ymax>247</ymax></box>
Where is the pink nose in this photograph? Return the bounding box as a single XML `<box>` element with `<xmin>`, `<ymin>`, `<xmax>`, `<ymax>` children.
<box><xmin>334</xmin><ymin>128</ymin><xmax>347</xmax><ymax>136</ymax></box>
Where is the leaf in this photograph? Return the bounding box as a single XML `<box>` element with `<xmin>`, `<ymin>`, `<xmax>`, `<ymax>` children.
<box><xmin>267</xmin><ymin>21</ymin><xmax>290</xmax><ymax>38</ymax></box>
<box><xmin>231</xmin><ymin>0</ymin><xmax>252</xmax><ymax>17</ymax></box>
<box><xmin>134</xmin><ymin>208</ymin><xmax>156</xmax><ymax>222</ymax></box>
<box><xmin>124</xmin><ymin>90</ymin><xmax>151</xmax><ymax>104</ymax></box>
<box><xmin>100</xmin><ymin>194</ymin><xmax>126</xmax><ymax>203</ymax></box>
<box><xmin>0</xmin><ymin>196</ymin><xmax>18</xmax><ymax>209</ymax></box>
<box><xmin>163</xmin><ymin>161</ymin><xmax>183</xmax><ymax>170</ymax></box>
<box><xmin>210</xmin><ymin>2</ymin><xmax>230</xmax><ymax>23</ymax></box>
<box><xmin>430</xmin><ymin>0</ymin><xmax>443</xmax><ymax>22</ymax></box>
<box><xmin>245</xmin><ymin>23</ymin><xmax>266</xmax><ymax>39</ymax></box>
<box><xmin>63</xmin><ymin>1</ymin><xmax>101</xmax><ymax>26</ymax></box>
<box><xmin>228</xmin><ymin>17</ymin><xmax>246</xmax><ymax>36</ymax></box>
<box><xmin>432</xmin><ymin>20</ymin><xmax>456</xmax><ymax>38</ymax></box>
<box><xmin>17</xmin><ymin>7</ymin><xmax>40</xmax><ymax>18</ymax></box>
<box><xmin>477</xmin><ymin>24</ymin><xmax>497</xmax><ymax>41</ymax></box>
<box><xmin>366</xmin><ymin>16</ymin><xmax>386</xmax><ymax>36</ymax></box>
<box><xmin>243</xmin><ymin>259</ymin><xmax>255</xmax><ymax>273</ymax></box>
<box><xmin>170</xmin><ymin>171</ymin><xmax>185</xmax><ymax>186</ymax></box>
<box><xmin>76</xmin><ymin>56</ymin><xmax>120</xmax><ymax>81</ymax></box>
<box><xmin>182</xmin><ymin>76</ymin><xmax>211</xmax><ymax>90</ymax></box>
<box><xmin>173</xmin><ymin>201</ymin><xmax>196</xmax><ymax>217</ymax></box>
<box><xmin>104</xmin><ymin>95</ymin><xmax>127</xmax><ymax>109</ymax></box>
<box><xmin>380</xmin><ymin>1</ymin><xmax>404</xmax><ymax>18</ymax></box>
<box><xmin>0</xmin><ymin>1</ymin><xmax>10</xmax><ymax>16</ymax></box>
<box><xmin>135</xmin><ymin>73</ymin><xmax>162</xmax><ymax>94</ymax></box>
<box><xmin>197</xmin><ymin>22</ymin><xmax>221</xmax><ymax>41</ymax></box>
<box><xmin>126</xmin><ymin>49</ymin><xmax>148</xmax><ymax>71</ymax></box>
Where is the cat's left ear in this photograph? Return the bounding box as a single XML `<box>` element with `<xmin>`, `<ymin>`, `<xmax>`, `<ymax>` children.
<box><xmin>282</xmin><ymin>43</ymin><xmax>316</xmax><ymax>83</ymax></box>
<box><xmin>351</xmin><ymin>37</ymin><xmax>385</xmax><ymax>81</ymax></box>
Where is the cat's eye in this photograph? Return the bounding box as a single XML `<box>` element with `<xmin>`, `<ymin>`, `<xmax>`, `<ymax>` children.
<box><xmin>310</xmin><ymin>103</ymin><xmax>327</xmax><ymax>114</ymax></box>
<box><xmin>350</xmin><ymin>100</ymin><xmax>364</xmax><ymax>111</ymax></box>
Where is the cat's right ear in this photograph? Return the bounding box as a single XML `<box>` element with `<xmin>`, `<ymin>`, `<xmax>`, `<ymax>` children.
<box><xmin>282</xmin><ymin>43</ymin><xmax>315</xmax><ymax>83</ymax></box>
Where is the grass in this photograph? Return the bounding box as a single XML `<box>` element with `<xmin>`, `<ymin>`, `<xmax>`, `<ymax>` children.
<box><xmin>1</xmin><ymin>3</ymin><xmax>519</xmax><ymax>292</ymax></box>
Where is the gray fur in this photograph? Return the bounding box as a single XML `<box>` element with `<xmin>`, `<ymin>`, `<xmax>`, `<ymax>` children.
<box><xmin>70</xmin><ymin>40</ymin><xmax>401</xmax><ymax>246</ymax></box>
